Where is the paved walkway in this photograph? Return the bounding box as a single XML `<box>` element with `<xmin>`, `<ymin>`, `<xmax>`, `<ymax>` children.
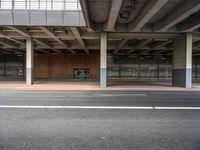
<box><xmin>0</xmin><ymin>80</ymin><xmax>200</xmax><ymax>91</ymax></box>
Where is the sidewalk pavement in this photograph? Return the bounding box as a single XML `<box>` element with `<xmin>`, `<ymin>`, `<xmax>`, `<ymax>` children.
<box><xmin>0</xmin><ymin>80</ymin><xmax>200</xmax><ymax>91</ymax></box>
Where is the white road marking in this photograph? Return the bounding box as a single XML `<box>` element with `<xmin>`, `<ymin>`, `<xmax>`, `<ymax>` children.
<box><xmin>155</xmin><ymin>107</ymin><xmax>200</xmax><ymax>110</ymax></box>
<box><xmin>0</xmin><ymin>105</ymin><xmax>152</xmax><ymax>109</ymax></box>
<box><xmin>93</xmin><ymin>94</ymin><xmax>146</xmax><ymax>97</ymax></box>
<box><xmin>0</xmin><ymin>105</ymin><xmax>200</xmax><ymax>110</ymax></box>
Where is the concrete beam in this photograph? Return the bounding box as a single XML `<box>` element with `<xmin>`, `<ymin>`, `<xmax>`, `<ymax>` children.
<box><xmin>104</xmin><ymin>0</ymin><xmax>123</xmax><ymax>31</ymax></box>
<box><xmin>35</xmin><ymin>45</ymin><xmax>169</xmax><ymax>51</ymax></box>
<box><xmin>0</xmin><ymin>30</ymin><xmax>100</xmax><ymax>40</ymax></box>
<box><xmin>178</xmin><ymin>14</ymin><xmax>200</xmax><ymax>32</ymax></box>
<box><xmin>128</xmin><ymin>0</ymin><xmax>168</xmax><ymax>32</ymax></box>
<box><xmin>7</xmin><ymin>38</ymin><xmax>25</xmax><ymax>46</ymax></box>
<box><xmin>34</xmin><ymin>38</ymin><xmax>62</xmax><ymax>54</ymax></box>
<box><xmin>4</xmin><ymin>48</ymin><xmax>25</xmax><ymax>54</ymax></box>
<box><xmin>7</xmin><ymin>26</ymin><xmax>30</xmax><ymax>37</ymax></box>
<box><xmin>153</xmin><ymin>0</ymin><xmax>200</xmax><ymax>32</ymax></box>
<box><xmin>153</xmin><ymin>49</ymin><xmax>169</xmax><ymax>54</ymax></box>
<box><xmin>39</xmin><ymin>27</ymin><xmax>75</xmax><ymax>54</ymax></box>
<box><xmin>0</xmin><ymin>39</ymin><xmax>19</xmax><ymax>48</ymax></box>
<box><xmin>150</xmin><ymin>40</ymin><xmax>172</xmax><ymax>49</ymax></box>
<box><xmin>0</xmin><ymin>29</ymin><xmax>25</xmax><ymax>46</ymax></box>
<box><xmin>79</xmin><ymin>0</ymin><xmax>93</xmax><ymax>31</ymax></box>
<box><xmin>139</xmin><ymin>49</ymin><xmax>152</xmax><ymax>55</ymax></box>
<box><xmin>8</xmin><ymin>27</ymin><xmax>61</xmax><ymax>55</ymax></box>
<box><xmin>34</xmin><ymin>48</ymin><xmax>50</xmax><ymax>55</ymax></box>
<box><xmin>193</xmin><ymin>34</ymin><xmax>200</xmax><ymax>40</ymax></box>
<box><xmin>193</xmin><ymin>41</ymin><xmax>200</xmax><ymax>48</ymax></box>
<box><xmin>114</xmin><ymin>39</ymin><xmax>128</xmax><ymax>53</ymax></box>
<box><xmin>108</xmin><ymin>33</ymin><xmax>179</xmax><ymax>39</ymax></box>
<box><xmin>127</xmin><ymin>39</ymin><xmax>152</xmax><ymax>54</ymax></box>
<box><xmin>71</xmin><ymin>27</ymin><xmax>89</xmax><ymax>54</ymax></box>
<box><xmin>0</xmin><ymin>49</ymin><xmax>14</xmax><ymax>54</ymax></box>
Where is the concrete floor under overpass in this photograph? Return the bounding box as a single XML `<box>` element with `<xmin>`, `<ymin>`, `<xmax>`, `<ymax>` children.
<box><xmin>1</xmin><ymin>79</ymin><xmax>200</xmax><ymax>91</ymax></box>
<box><xmin>0</xmin><ymin>28</ymin><xmax>199</xmax><ymax>89</ymax></box>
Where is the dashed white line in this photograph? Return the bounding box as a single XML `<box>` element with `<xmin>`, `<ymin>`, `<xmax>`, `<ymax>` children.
<box><xmin>155</xmin><ymin>107</ymin><xmax>200</xmax><ymax>110</ymax></box>
<box><xmin>0</xmin><ymin>105</ymin><xmax>152</xmax><ymax>109</ymax></box>
<box><xmin>93</xmin><ymin>94</ymin><xmax>146</xmax><ymax>97</ymax></box>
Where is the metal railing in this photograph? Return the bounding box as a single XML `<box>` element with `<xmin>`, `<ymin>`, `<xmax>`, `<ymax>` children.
<box><xmin>0</xmin><ymin>0</ymin><xmax>81</xmax><ymax>10</ymax></box>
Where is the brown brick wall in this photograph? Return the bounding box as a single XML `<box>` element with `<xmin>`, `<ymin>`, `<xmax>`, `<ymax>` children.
<box><xmin>34</xmin><ymin>54</ymin><xmax>100</xmax><ymax>79</ymax></box>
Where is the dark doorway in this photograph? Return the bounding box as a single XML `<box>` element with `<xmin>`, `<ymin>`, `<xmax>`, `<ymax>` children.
<box><xmin>73</xmin><ymin>68</ymin><xmax>90</xmax><ymax>79</ymax></box>
<box><xmin>0</xmin><ymin>54</ymin><xmax>24</xmax><ymax>79</ymax></box>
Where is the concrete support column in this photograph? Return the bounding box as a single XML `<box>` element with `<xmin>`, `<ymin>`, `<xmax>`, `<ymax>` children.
<box><xmin>26</xmin><ymin>38</ymin><xmax>33</xmax><ymax>85</ymax></box>
<box><xmin>100</xmin><ymin>32</ymin><xmax>107</xmax><ymax>87</ymax></box>
<box><xmin>172</xmin><ymin>33</ymin><xmax>192</xmax><ymax>88</ymax></box>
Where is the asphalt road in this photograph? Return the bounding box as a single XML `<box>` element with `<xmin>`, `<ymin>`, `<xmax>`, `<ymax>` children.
<box><xmin>0</xmin><ymin>90</ymin><xmax>200</xmax><ymax>150</ymax></box>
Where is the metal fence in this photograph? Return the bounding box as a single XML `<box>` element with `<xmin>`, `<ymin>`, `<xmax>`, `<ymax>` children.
<box><xmin>107</xmin><ymin>55</ymin><xmax>173</xmax><ymax>79</ymax></box>
<box><xmin>0</xmin><ymin>0</ymin><xmax>81</xmax><ymax>10</ymax></box>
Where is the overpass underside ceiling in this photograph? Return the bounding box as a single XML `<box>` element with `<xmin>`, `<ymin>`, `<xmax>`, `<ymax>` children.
<box><xmin>81</xmin><ymin>0</ymin><xmax>200</xmax><ymax>33</ymax></box>
<box><xmin>0</xmin><ymin>26</ymin><xmax>200</xmax><ymax>55</ymax></box>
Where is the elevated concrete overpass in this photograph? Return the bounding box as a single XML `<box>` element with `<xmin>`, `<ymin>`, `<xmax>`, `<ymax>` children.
<box><xmin>0</xmin><ymin>10</ymin><xmax>85</xmax><ymax>26</ymax></box>
<box><xmin>0</xmin><ymin>0</ymin><xmax>200</xmax><ymax>88</ymax></box>
<box><xmin>80</xmin><ymin>0</ymin><xmax>200</xmax><ymax>32</ymax></box>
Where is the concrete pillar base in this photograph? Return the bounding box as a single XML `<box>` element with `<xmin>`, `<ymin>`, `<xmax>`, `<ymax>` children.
<box><xmin>26</xmin><ymin>68</ymin><xmax>33</xmax><ymax>85</ymax></box>
<box><xmin>172</xmin><ymin>69</ymin><xmax>192</xmax><ymax>88</ymax></box>
<box><xmin>100</xmin><ymin>68</ymin><xmax>107</xmax><ymax>87</ymax></box>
